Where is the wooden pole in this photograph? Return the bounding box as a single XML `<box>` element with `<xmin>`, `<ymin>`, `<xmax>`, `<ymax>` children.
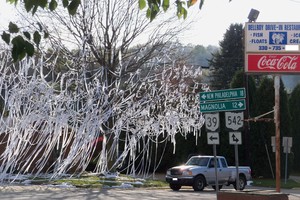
<box><xmin>274</xmin><ymin>75</ymin><xmax>281</xmax><ymax>192</ymax></box>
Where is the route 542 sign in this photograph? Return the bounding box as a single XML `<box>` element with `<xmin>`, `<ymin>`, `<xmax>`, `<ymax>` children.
<box><xmin>204</xmin><ymin>113</ymin><xmax>220</xmax><ymax>132</ymax></box>
<box><xmin>225</xmin><ymin>112</ymin><xmax>244</xmax><ymax>131</ymax></box>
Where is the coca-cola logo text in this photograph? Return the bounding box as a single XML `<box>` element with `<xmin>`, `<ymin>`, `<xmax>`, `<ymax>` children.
<box><xmin>257</xmin><ymin>55</ymin><xmax>298</xmax><ymax>70</ymax></box>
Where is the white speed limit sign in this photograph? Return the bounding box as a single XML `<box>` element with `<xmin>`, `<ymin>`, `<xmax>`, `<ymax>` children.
<box><xmin>204</xmin><ymin>113</ymin><xmax>220</xmax><ymax>132</ymax></box>
<box><xmin>225</xmin><ymin>112</ymin><xmax>244</xmax><ymax>131</ymax></box>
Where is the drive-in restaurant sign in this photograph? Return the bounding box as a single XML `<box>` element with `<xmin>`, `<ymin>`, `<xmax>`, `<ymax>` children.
<box><xmin>245</xmin><ymin>22</ymin><xmax>300</xmax><ymax>73</ymax></box>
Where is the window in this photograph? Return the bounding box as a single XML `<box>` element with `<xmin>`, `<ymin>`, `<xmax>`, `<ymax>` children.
<box><xmin>209</xmin><ymin>158</ymin><xmax>220</xmax><ymax>168</ymax></box>
<box><xmin>220</xmin><ymin>158</ymin><xmax>228</xmax><ymax>168</ymax></box>
<box><xmin>186</xmin><ymin>157</ymin><xmax>209</xmax><ymax>166</ymax></box>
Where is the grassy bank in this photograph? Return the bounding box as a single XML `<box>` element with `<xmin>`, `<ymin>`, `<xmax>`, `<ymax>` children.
<box><xmin>47</xmin><ymin>173</ymin><xmax>168</xmax><ymax>189</ymax></box>
<box><xmin>252</xmin><ymin>178</ymin><xmax>300</xmax><ymax>189</ymax></box>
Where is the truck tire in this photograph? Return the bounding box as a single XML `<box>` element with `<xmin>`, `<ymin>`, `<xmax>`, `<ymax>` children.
<box><xmin>233</xmin><ymin>176</ymin><xmax>246</xmax><ymax>191</ymax></box>
<box><xmin>169</xmin><ymin>184</ymin><xmax>181</xmax><ymax>191</ymax></box>
<box><xmin>193</xmin><ymin>175</ymin><xmax>206</xmax><ymax>191</ymax></box>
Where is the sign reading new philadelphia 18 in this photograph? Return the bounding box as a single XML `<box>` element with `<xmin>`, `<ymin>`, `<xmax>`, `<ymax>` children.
<box><xmin>199</xmin><ymin>88</ymin><xmax>246</xmax><ymax>113</ymax></box>
<box><xmin>245</xmin><ymin>22</ymin><xmax>300</xmax><ymax>73</ymax></box>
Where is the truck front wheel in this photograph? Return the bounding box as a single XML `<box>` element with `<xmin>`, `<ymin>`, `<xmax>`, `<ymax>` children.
<box><xmin>170</xmin><ymin>184</ymin><xmax>181</xmax><ymax>191</ymax></box>
<box><xmin>193</xmin><ymin>175</ymin><xmax>206</xmax><ymax>191</ymax></box>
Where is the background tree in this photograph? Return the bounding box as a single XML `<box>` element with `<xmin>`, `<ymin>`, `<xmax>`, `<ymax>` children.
<box><xmin>208</xmin><ymin>23</ymin><xmax>244</xmax><ymax>90</ymax></box>
<box><xmin>250</xmin><ymin>77</ymin><xmax>275</xmax><ymax>178</ymax></box>
<box><xmin>187</xmin><ymin>44</ymin><xmax>217</xmax><ymax>67</ymax></box>
<box><xmin>279</xmin><ymin>79</ymin><xmax>291</xmax><ymax>178</ymax></box>
<box><xmin>289</xmin><ymin>84</ymin><xmax>300</xmax><ymax>171</ymax></box>
<box><xmin>248</xmin><ymin>77</ymin><xmax>290</xmax><ymax>178</ymax></box>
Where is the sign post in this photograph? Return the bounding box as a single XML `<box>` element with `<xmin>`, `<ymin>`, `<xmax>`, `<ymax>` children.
<box><xmin>207</xmin><ymin>132</ymin><xmax>220</xmax><ymax>192</ymax></box>
<box><xmin>201</xmin><ymin>88</ymin><xmax>246</xmax><ymax>192</ymax></box>
<box><xmin>213</xmin><ymin>143</ymin><xmax>219</xmax><ymax>192</ymax></box>
<box><xmin>282</xmin><ymin>137</ymin><xmax>293</xmax><ymax>184</ymax></box>
<box><xmin>229</xmin><ymin>132</ymin><xmax>242</xmax><ymax>190</ymax></box>
<box><xmin>274</xmin><ymin>75</ymin><xmax>281</xmax><ymax>192</ymax></box>
<box><xmin>244</xmin><ymin>22</ymin><xmax>300</xmax><ymax>192</ymax></box>
<box><xmin>226</xmin><ymin>110</ymin><xmax>244</xmax><ymax>191</ymax></box>
<box><xmin>234</xmin><ymin>144</ymin><xmax>240</xmax><ymax>190</ymax></box>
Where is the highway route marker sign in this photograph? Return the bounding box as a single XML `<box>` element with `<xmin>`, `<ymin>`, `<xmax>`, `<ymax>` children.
<box><xmin>204</xmin><ymin>113</ymin><xmax>220</xmax><ymax>132</ymax></box>
<box><xmin>225</xmin><ymin>112</ymin><xmax>244</xmax><ymax>131</ymax></box>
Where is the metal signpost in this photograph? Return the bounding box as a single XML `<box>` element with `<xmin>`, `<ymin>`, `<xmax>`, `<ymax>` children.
<box><xmin>207</xmin><ymin>132</ymin><xmax>220</xmax><ymax>192</ymax></box>
<box><xmin>226</xmin><ymin>111</ymin><xmax>243</xmax><ymax>191</ymax></box>
<box><xmin>201</xmin><ymin>88</ymin><xmax>246</xmax><ymax>193</ymax></box>
<box><xmin>283</xmin><ymin>137</ymin><xmax>293</xmax><ymax>184</ymax></box>
<box><xmin>244</xmin><ymin>21</ymin><xmax>300</xmax><ymax>192</ymax></box>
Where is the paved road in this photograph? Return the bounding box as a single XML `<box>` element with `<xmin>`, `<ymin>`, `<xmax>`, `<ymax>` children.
<box><xmin>0</xmin><ymin>185</ymin><xmax>300</xmax><ymax>200</ymax></box>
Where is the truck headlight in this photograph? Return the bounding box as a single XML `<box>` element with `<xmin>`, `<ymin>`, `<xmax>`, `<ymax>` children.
<box><xmin>182</xmin><ymin>170</ymin><xmax>192</xmax><ymax>176</ymax></box>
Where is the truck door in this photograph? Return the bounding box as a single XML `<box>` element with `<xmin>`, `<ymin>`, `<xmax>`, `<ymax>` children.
<box><xmin>219</xmin><ymin>157</ymin><xmax>231</xmax><ymax>183</ymax></box>
<box><xmin>206</xmin><ymin>158</ymin><xmax>225</xmax><ymax>185</ymax></box>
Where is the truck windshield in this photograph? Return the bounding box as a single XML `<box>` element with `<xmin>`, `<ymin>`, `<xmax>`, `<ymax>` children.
<box><xmin>186</xmin><ymin>157</ymin><xmax>209</xmax><ymax>166</ymax></box>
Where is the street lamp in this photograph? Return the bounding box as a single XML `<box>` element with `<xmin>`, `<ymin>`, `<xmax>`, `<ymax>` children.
<box><xmin>248</xmin><ymin>9</ymin><xmax>260</xmax><ymax>22</ymax></box>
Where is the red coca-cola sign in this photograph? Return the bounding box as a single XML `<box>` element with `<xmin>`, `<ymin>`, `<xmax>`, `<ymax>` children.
<box><xmin>246</xmin><ymin>54</ymin><xmax>300</xmax><ymax>73</ymax></box>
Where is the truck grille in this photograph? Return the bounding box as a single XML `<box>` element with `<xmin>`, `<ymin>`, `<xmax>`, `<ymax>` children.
<box><xmin>170</xmin><ymin>169</ymin><xmax>182</xmax><ymax>175</ymax></box>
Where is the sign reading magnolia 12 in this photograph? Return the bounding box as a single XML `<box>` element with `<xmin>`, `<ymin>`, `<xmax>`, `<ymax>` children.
<box><xmin>245</xmin><ymin>54</ymin><xmax>300</xmax><ymax>73</ymax></box>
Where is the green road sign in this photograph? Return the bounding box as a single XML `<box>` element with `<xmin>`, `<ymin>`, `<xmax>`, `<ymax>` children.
<box><xmin>200</xmin><ymin>88</ymin><xmax>245</xmax><ymax>102</ymax></box>
<box><xmin>200</xmin><ymin>99</ymin><xmax>246</xmax><ymax>113</ymax></box>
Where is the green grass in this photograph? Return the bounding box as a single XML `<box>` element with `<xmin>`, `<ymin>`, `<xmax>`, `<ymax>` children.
<box><xmin>52</xmin><ymin>175</ymin><xmax>102</xmax><ymax>188</ymax></box>
<box><xmin>36</xmin><ymin>173</ymin><xmax>169</xmax><ymax>189</ymax></box>
<box><xmin>252</xmin><ymin>178</ymin><xmax>300</xmax><ymax>189</ymax></box>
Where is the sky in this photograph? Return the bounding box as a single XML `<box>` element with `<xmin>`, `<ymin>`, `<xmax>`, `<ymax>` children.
<box><xmin>2</xmin><ymin>0</ymin><xmax>300</xmax><ymax>47</ymax></box>
<box><xmin>178</xmin><ymin>0</ymin><xmax>300</xmax><ymax>46</ymax></box>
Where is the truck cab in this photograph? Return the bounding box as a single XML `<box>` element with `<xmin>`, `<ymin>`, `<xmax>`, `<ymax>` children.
<box><xmin>166</xmin><ymin>155</ymin><xmax>251</xmax><ymax>191</ymax></box>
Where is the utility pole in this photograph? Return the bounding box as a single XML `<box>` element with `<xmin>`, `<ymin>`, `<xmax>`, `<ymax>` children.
<box><xmin>274</xmin><ymin>75</ymin><xmax>281</xmax><ymax>192</ymax></box>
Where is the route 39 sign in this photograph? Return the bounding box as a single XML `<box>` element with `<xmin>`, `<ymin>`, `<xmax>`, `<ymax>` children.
<box><xmin>225</xmin><ymin>112</ymin><xmax>244</xmax><ymax>131</ymax></box>
<box><xmin>204</xmin><ymin>113</ymin><xmax>220</xmax><ymax>132</ymax></box>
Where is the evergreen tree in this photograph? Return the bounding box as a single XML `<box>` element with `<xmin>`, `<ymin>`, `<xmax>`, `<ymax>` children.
<box><xmin>230</xmin><ymin>69</ymin><xmax>256</xmax><ymax>166</ymax></box>
<box><xmin>208</xmin><ymin>23</ymin><xmax>244</xmax><ymax>90</ymax></box>
<box><xmin>289</xmin><ymin>84</ymin><xmax>300</xmax><ymax>171</ymax></box>
<box><xmin>279</xmin><ymin>79</ymin><xmax>291</xmax><ymax>178</ymax></box>
<box><xmin>250</xmin><ymin>77</ymin><xmax>275</xmax><ymax>178</ymax></box>
<box><xmin>249</xmin><ymin>77</ymin><xmax>290</xmax><ymax>178</ymax></box>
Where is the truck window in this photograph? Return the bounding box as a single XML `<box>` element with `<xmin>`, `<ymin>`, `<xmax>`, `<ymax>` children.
<box><xmin>209</xmin><ymin>158</ymin><xmax>220</xmax><ymax>168</ymax></box>
<box><xmin>220</xmin><ymin>158</ymin><xmax>228</xmax><ymax>168</ymax></box>
<box><xmin>186</xmin><ymin>157</ymin><xmax>209</xmax><ymax>166</ymax></box>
